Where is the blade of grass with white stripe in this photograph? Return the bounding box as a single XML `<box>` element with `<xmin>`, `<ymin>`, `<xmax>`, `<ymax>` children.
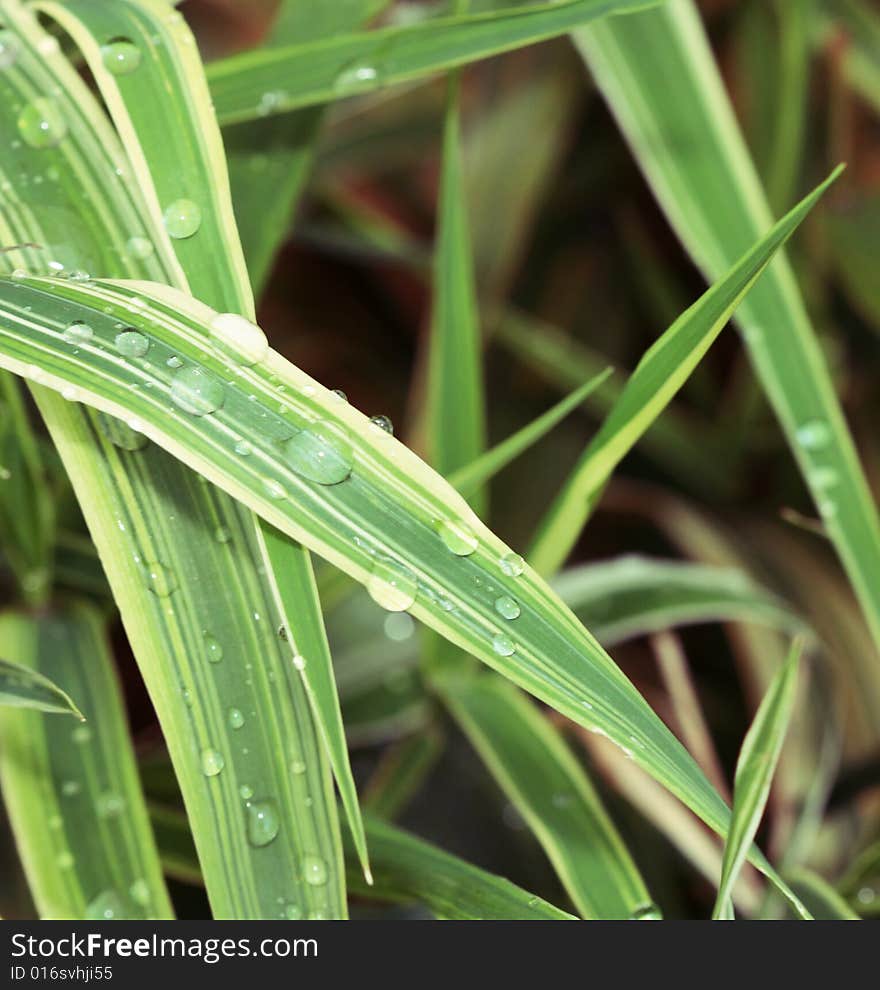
<box><xmin>343</xmin><ymin>814</ymin><xmax>576</xmax><ymax>920</ymax></box>
<box><xmin>226</xmin><ymin>0</ymin><xmax>392</xmax><ymax>294</ymax></box>
<box><xmin>448</xmin><ymin>369</ymin><xmax>613</xmax><ymax>499</ymax></box>
<box><xmin>2</xmin><ymin>0</ymin><xmax>344</xmax><ymax>918</ymax></box>
<box><xmin>0</xmin><ymin>271</ymin><xmax>813</xmax><ymax>910</ymax></box>
<box><xmin>555</xmin><ymin>557</ymin><xmax>808</xmax><ymax>647</ymax></box>
<box><xmin>207</xmin><ymin>0</ymin><xmax>661</xmax><ymax>126</ymax></box>
<box><xmin>529</xmin><ymin>167</ymin><xmax>843</xmax><ymax>577</ymax></box>
<box><xmin>0</xmin><ymin>657</ymin><xmax>84</xmax><ymax>718</ymax></box>
<box><xmin>441</xmin><ymin>671</ymin><xmax>652</xmax><ymax>918</ymax></box>
<box><xmin>712</xmin><ymin>640</ymin><xmax>802</xmax><ymax>920</ymax></box>
<box><xmin>42</xmin><ymin>0</ymin><xmax>368</xmax><ymax>881</ymax></box>
<box><xmin>575</xmin><ymin>0</ymin><xmax>880</xmax><ymax>654</ymax></box>
<box><xmin>0</xmin><ymin>603</ymin><xmax>172</xmax><ymax>919</ymax></box>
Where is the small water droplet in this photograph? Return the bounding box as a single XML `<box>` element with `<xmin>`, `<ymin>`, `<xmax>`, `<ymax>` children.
<box><xmin>62</xmin><ymin>321</ymin><xmax>93</xmax><ymax>345</ymax></box>
<box><xmin>492</xmin><ymin>633</ymin><xmax>516</xmax><ymax>657</ymax></box>
<box><xmin>284</xmin><ymin>903</ymin><xmax>302</xmax><ymax>920</ymax></box>
<box><xmin>796</xmin><ymin>420</ymin><xmax>831</xmax><ymax>451</ymax></box>
<box><xmin>126</xmin><ymin>235</ymin><xmax>153</xmax><ymax>260</ymax></box>
<box><xmin>144</xmin><ymin>560</ymin><xmax>177</xmax><ymax>597</ymax></box>
<box><xmin>166</xmin><ymin>355</ymin><xmax>183</xmax><ymax>369</ymax></box>
<box><xmin>96</xmin><ymin>792</ymin><xmax>125</xmax><ymax>818</ymax></box>
<box><xmin>292</xmin><ymin>654</ymin><xmax>306</xmax><ymax>671</ymax></box>
<box><xmin>129</xmin><ymin>879</ymin><xmax>150</xmax><ymax>907</ymax></box>
<box><xmin>818</xmin><ymin>499</ymin><xmax>838</xmax><ymax>520</ymax></box>
<box><xmin>367</xmin><ymin>557</ymin><xmax>418</xmax><ymax>612</ymax></box>
<box><xmin>201</xmin><ymin>748</ymin><xmax>225</xmax><ymax>777</ymax></box>
<box><xmin>170</xmin><ymin>365</ymin><xmax>225</xmax><ymax>416</ymax></box>
<box><xmin>494</xmin><ymin>595</ymin><xmax>521</xmax><ymax>620</ymax></box>
<box><xmin>808</xmin><ymin>465</ymin><xmax>839</xmax><ymax>490</ymax></box>
<box><xmin>239</xmin><ymin>784</ymin><xmax>253</xmax><ymax>801</ymax></box>
<box><xmin>284</xmin><ymin>421</ymin><xmax>354</xmax><ymax>485</ymax></box>
<box><xmin>115</xmin><ymin>329</ymin><xmax>150</xmax><ymax>358</ymax></box>
<box><xmin>85</xmin><ymin>890</ymin><xmax>125</xmax><ymax>921</ymax></box>
<box><xmin>369</xmin><ymin>414</ymin><xmax>394</xmax><ymax>435</ymax></box>
<box><xmin>72</xmin><ymin>725</ymin><xmax>92</xmax><ymax>745</ymax></box>
<box><xmin>228</xmin><ymin>708</ymin><xmax>245</xmax><ymax>730</ymax></box>
<box><xmin>57</xmin><ymin>851</ymin><xmax>74</xmax><ymax>870</ymax></box>
<box><xmin>246</xmin><ymin>799</ymin><xmax>280</xmax><ymax>847</ymax></box>
<box><xmin>18</xmin><ymin>97</ymin><xmax>68</xmax><ymax>149</ymax></box>
<box><xmin>331</xmin><ymin>388</ymin><xmax>347</xmax><ymax>402</ymax></box>
<box><xmin>61</xmin><ymin>780</ymin><xmax>81</xmax><ymax>797</ymax></box>
<box><xmin>261</xmin><ymin>476</ymin><xmax>287</xmax><ymax>500</ymax></box>
<box><xmin>291</xmin><ymin>760</ymin><xmax>306</xmax><ymax>775</ymax></box>
<box><xmin>209</xmin><ymin>312</ymin><xmax>269</xmax><ymax>366</ymax></box>
<box><xmin>234</xmin><ymin>439</ymin><xmax>252</xmax><ymax>456</ymax></box>
<box><xmin>203</xmin><ymin>632</ymin><xmax>223</xmax><ymax>663</ymax></box>
<box><xmin>302</xmin><ymin>855</ymin><xmax>328</xmax><ymax>886</ymax></box>
<box><xmin>101</xmin><ymin>37</ymin><xmax>142</xmax><ymax>76</ymax></box>
<box><xmin>437</xmin><ymin>519</ymin><xmax>478</xmax><ymax>556</ymax></box>
<box><xmin>163</xmin><ymin>199</ymin><xmax>202</xmax><ymax>239</ymax></box>
<box><xmin>499</xmin><ymin>552</ymin><xmax>525</xmax><ymax>577</ymax></box>
<box><xmin>334</xmin><ymin>60</ymin><xmax>379</xmax><ymax>94</ymax></box>
<box><xmin>214</xmin><ymin>525</ymin><xmax>232</xmax><ymax>544</ymax></box>
<box><xmin>383</xmin><ymin>612</ymin><xmax>414</xmax><ymax>641</ymax></box>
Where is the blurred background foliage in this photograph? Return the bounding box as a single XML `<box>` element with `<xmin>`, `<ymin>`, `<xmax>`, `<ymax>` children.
<box><xmin>3</xmin><ymin>0</ymin><xmax>880</xmax><ymax>919</ymax></box>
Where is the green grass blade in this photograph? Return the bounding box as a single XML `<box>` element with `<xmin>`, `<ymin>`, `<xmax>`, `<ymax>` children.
<box><xmin>226</xmin><ymin>0</ymin><xmax>390</xmax><ymax>294</ymax></box>
<box><xmin>363</xmin><ymin>727</ymin><xmax>445</xmax><ymax>820</ymax></box>
<box><xmin>256</xmin><ymin>523</ymin><xmax>371</xmax><ymax>882</ymax></box>
<box><xmin>3</xmin><ymin>0</ymin><xmax>344</xmax><ymax>918</ymax></box>
<box><xmin>207</xmin><ymin>0</ymin><xmax>661</xmax><ymax>125</ymax></box>
<box><xmin>712</xmin><ymin>640</ymin><xmax>803</xmax><ymax>919</ymax></box>
<box><xmin>576</xmin><ymin>0</ymin><xmax>880</xmax><ymax>654</ymax></box>
<box><xmin>0</xmin><ymin>271</ymin><xmax>803</xmax><ymax>900</ymax></box>
<box><xmin>785</xmin><ymin>868</ymin><xmax>860</xmax><ymax>920</ymax></box>
<box><xmin>344</xmin><ymin>814</ymin><xmax>577</xmax><ymax>920</ymax></box>
<box><xmin>448</xmin><ymin>369</ymin><xmax>613</xmax><ymax>498</ymax></box>
<box><xmin>529</xmin><ymin>167</ymin><xmax>842</xmax><ymax>576</ymax></box>
<box><xmin>440</xmin><ymin>671</ymin><xmax>652</xmax><ymax>918</ymax></box>
<box><xmin>0</xmin><ymin>657</ymin><xmax>84</xmax><ymax>718</ymax></box>
<box><xmin>0</xmin><ymin>603</ymin><xmax>172</xmax><ymax>919</ymax></box>
<box><xmin>554</xmin><ymin>556</ymin><xmax>807</xmax><ymax>647</ymax></box>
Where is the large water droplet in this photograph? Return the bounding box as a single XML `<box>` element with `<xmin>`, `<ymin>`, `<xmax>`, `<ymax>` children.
<box><xmin>796</xmin><ymin>420</ymin><xmax>831</xmax><ymax>451</ymax></box>
<box><xmin>201</xmin><ymin>749</ymin><xmax>225</xmax><ymax>777</ymax></box>
<box><xmin>284</xmin><ymin>421</ymin><xmax>353</xmax><ymax>485</ymax></box>
<box><xmin>18</xmin><ymin>97</ymin><xmax>68</xmax><ymax>149</ymax></box>
<box><xmin>494</xmin><ymin>595</ymin><xmax>521</xmax><ymax>620</ymax></box>
<box><xmin>115</xmin><ymin>329</ymin><xmax>149</xmax><ymax>358</ymax></box>
<box><xmin>62</xmin><ymin>321</ymin><xmax>93</xmax><ymax>346</ymax></box>
<box><xmin>246</xmin><ymin>799</ymin><xmax>280</xmax><ymax>847</ymax></box>
<box><xmin>85</xmin><ymin>890</ymin><xmax>125</xmax><ymax>921</ymax></box>
<box><xmin>492</xmin><ymin>633</ymin><xmax>516</xmax><ymax>657</ymax></box>
<box><xmin>302</xmin><ymin>855</ymin><xmax>328</xmax><ymax>886</ymax></box>
<box><xmin>101</xmin><ymin>37</ymin><xmax>142</xmax><ymax>76</ymax></box>
<box><xmin>499</xmin><ymin>552</ymin><xmax>525</xmax><ymax>577</ymax></box>
<box><xmin>170</xmin><ymin>366</ymin><xmax>225</xmax><ymax>416</ymax></box>
<box><xmin>209</xmin><ymin>312</ymin><xmax>269</xmax><ymax>366</ymax></box>
<box><xmin>367</xmin><ymin>557</ymin><xmax>417</xmax><ymax>612</ymax></box>
<box><xmin>437</xmin><ymin>519</ymin><xmax>478</xmax><ymax>556</ymax></box>
<box><xmin>163</xmin><ymin>199</ymin><xmax>202</xmax><ymax>239</ymax></box>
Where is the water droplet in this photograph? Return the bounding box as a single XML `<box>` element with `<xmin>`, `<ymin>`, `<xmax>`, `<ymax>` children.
<box><xmin>166</xmin><ymin>355</ymin><xmax>183</xmax><ymax>369</ymax></box>
<box><xmin>369</xmin><ymin>414</ymin><xmax>393</xmax><ymax>435</ymax></box>
<box><xmin>383</xmin><ymin>612</ymin><xmax>414</xmax><ymax>641</ymax></box>
<box><xmin>494</xmin><ymin>595</ymin><xmax>521</xmax><ymax>620</ymax></box>
<box><xmin>85</xmin><ymin>890</ymin><xmax>125</xmax><ymax>921</ymax></box>
<box><xmin>492</xmin><ymin>633</ymin><xmax>516</xmax><ymax>657</ymax></box>
<box><xmin>228</xmin><ymin>708</ymin><xmax>245</xmax><ymax>730</ymax></box>
<box><xmin>284</xmin><ymin>421</ymin><xmax>354</xmax><ymax>485</ymax></box>
<box><xmin>437</xmin><ymin>519</ymin><xmax>478</xmax><ymax>556</ymax></box>
<box><xmin>235</xmin><ymin>439</ymin><xmax>252</xmax><ymax>456</ymax></box>
<box><xmin>129</xmin><ymin>879</ymin><xmax>150</xmax><ymax>907</ymax></box>
<box><xmin>144</xmin><ymin>560</ymin><xmax>177</xmax><ymax>597</ymax></box>
<box><xmin>201</xmin><ymin>748</ymin><xmax>225</xmax><ymax>777</ymax></box>
<box><xmin>367</xmin><ymin>557</ymin><xmax>418</xmax><ymax>612</ymax></box>
<box><xmin>239</xmin><ymin>784</ymin><xmax>253</xmax><ymax>801</ymax></box>
<box><xmin>209</xmin><ymin>312</ymin><xmax>269</xmax><ymax>366</ymax></box>
<box><xmin>334</xmin><ymin>61</ymin><xmax>379</xmax><ymax>94</ymax></box>
<box><xmin>261</xmin><ymin>476</ymin><xmax>287</xmax><ymax>500</ymax></box>
<box><xmin>170</xmin><ymin>365</ymin><xmax>225</xmax><ymax>416</ymax></box>
<box><xmin>62</xmin><ymin>321</ymin><xmax>93</xmax><ymax>345</ymax></box>
<box><xmin>96</xmin><ymin>792</ymin><xmax>125</xmax><ymax>818</ymax></box>
<box><xmin>284</xmin><ymin>903</ymin><xmax>303</xmax><ymax>920</ymax></box>
<box><xmin>292</xmin><ymin>654</ymin><xmax>306</xmax><ymax>671</ymax></box>
<box><xmin>97</xmin><ymin>411</ymin><xmax>149</xmax><ymax>451</ymax></box>
<box><xmin>818</xmin><ymin>499</ymin><xmax>838</xmax><ymax>520</ymax></box>
<box><xmin>163</xmin><ymin>199</ymin><xmax>202</xmax><ymax>239</ymax></box>
<box><xmin>57</xmin><ymin>851</ymin><xmax>74</xmax><ymax>870</ymax></box>
<box><xmin>115</xmin><ymin>329</ymin><xmax>149</xmax><ymax>358</ymax></box>
<box><xmin>302</xmin><ymin>855</ymin><xmax>328</xmax><ymax>886</ymax></box>
<box><xmin>122</xmin><ymin>236</ymin><xmax>152</xmax><ymax>263</ymax></box>
<box><xmin>0</xmin><ymin>30</ymin><xmax>20</xmax><ymax>69</ymax></box>
<box><xmin>246</xmin><ymin>799</ymin><xmax>280</xmax><ymax>847</ymax></box>
<box><xmin>291</xmin><ymin>760</ymin><xmax>306</xmax><ymax>775</ymax></box>
<box><xmin>61</xmin><ymin>780</ymin><xmax>81</xmax><ymax>797</ymax></box>
<box><xmin>72</xmin><ymin>725</ymin><xmax>92</xmax><ymax>745</ymax></box>
<box><xmin>796</xmin><ymin>420</ymin><xmax>831</xmax><ymax>451</ymax></box>
<box><xmin>101</xmin><ymin>37</ymin><xmax>142</xmax><ymax>76</ymax></box>
<box><xmin>808</xmin><ymin>465</ymin><xmax>839</xmax><ymax>490</ymax></box>
<box><xmin>18</xmin><ymin>97</ymin><xmax>68</xmax><ymax>149</ymax></box>
<box><xmin>331</xmin><ymin>388</ymin><xmax>347</xmax><ymax>402</ymax></box>
<box><xmin>499</xmin><ymin>552</ymin><xmax>525</xmax><ymax>577</ymax></box>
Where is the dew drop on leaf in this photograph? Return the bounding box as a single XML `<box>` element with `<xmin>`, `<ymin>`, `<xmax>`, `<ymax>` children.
<box><xmin>228</xmin><ymin>708</ymin><xmax>245</xmax><ymax>730</ymax></box>
<box><xmin>62</xmin><ymin>321</ymin><xmax>93</xmax><ymax>345</ymax></box>
<box><xmin>437</xmin><ymin>519</ymin><xmax>478</xmax><ymax>556</ymax></box>
<box><xmin>499</xmin><ymin>552</ymin><xmax>525</xmax><ymax>577</ymax></box>
<box><xmin>302</xmin><ymin>855</ymin><xmax>328</xmax><ymax>886</ymax></box>
<box><xmin>18</xmin><ymin>97</ymin><xmax>68</xmax><ymax>149</ymax></box>
<box><xmin>494</xmin><ymin>595</ymin><xmax>521</xmax><ymax>620</ymax></box>
<box><xmin>492</xmin><ymin>633</ymin><xmax>516</xmax><ymax>657</ymax></box>
<box><xmin>369</xmin><ymin>414</ymin><xmax>393</xmax><ymax>435</ymax></box>
<box><xmin>201</xmin><ymin>749</ymin><xmax>225</xmax><ymax>777</ymax></box>
<box><xmin>100</xmin><ymin>37</ymin><xmax>142</xmax><ymax>76</ymax></box>
<box><xmin>114</xmin><ymin>329</ymin><xmax>150</xmax><ymax>358</ymax></box>
<box><xmin>85</xmin><ymin>890</ymin><xmax>125</xmax><ymax>921</ymax></box>
<box><xmin>170</xmin><ymin>365</ymin><xmax>225</xmax><ymax>416</ymax></box>
<box><xmin>163</xmin><ymin>198</ymin><xmax>202</xmax><ymax>239</ymax></box>
<box><xmin>367</xmin><ymin>557</ymin><xmax>417</xmax><ymax>612</ymax></box>
<box><xmin>796</xmin><ymin>420</ymin><xmax>831</xmax><ymax>451</ymax></box>
<box><xmin>283</xmin><ymin>421</ymin><xmax>353</xmax><ymax>485</ymax></box>
<box><xmin>209</xmin><ymin>312</ymin><xmax>269</xmax><ymax>366</ymax></box>
<box><xmin>245</xmin><ymin>799</ymin><xmax>280</xmax><ymax>847</ymax></box>
<box><xmin>144</xmin><ymin>560</ymin><xmax>177</xmax><ymax>597</ymax></box>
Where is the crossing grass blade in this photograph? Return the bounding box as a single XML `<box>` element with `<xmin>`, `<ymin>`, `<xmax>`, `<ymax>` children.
<box><xmin>0</xmin><ymin>657</ymin><xmax>84</xmax><ymax>719</ymax></box>
<box><xmin>575</xmin><ymin>0</ymin><xmax>880</xmax><ymax>655</ymax></box>
<box><xmin>3</xmin><ymin>0</ymin><xmax>345</xmax><ymax>917</ymax></box>
<box><xmin>0</xmin><ymin>603</ymin><xmax>172</xmax><ymax>919</ymax></box>
<box><xmin>712</xmin><ymin>640</ymin><xmax>802</xmax><ymax>919</ymax></box>
<box><xmin>529</xmin><ymin>167</ymin><xmax>842</xmax><ymax>576</ymax></box>
<box><xmin>440</xmin><ymin>672</ymin><xmax>651</xmax><ymax>918</ymax></box>
<box><xmin>206</xmin><ymin>0</ymin><xmax>662</xmax><ymax>125</ymax></box>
